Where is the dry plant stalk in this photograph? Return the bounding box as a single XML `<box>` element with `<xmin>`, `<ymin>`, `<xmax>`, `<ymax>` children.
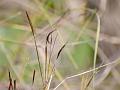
<box><xmin>13</xmin><ymin>80</ymin><xmax>16</xmax><ymax>90</ymax></box>
<box><xmin>80</xmin><ymin>73</ymin><xmax>93</xmax><ymax>90</ymax></box>
<box><xmin>8</xmin><ymin>71</ymin><xmax>13</xmax><ymax>90</ymax></box>
<box><xmin>25</xmin><ymin>11</ymin><xmax>68</xmax><ymax>90</ymax></box>
<box><xmin>8</xmin><ymin>71</ymin><xmax>16</xmax><ymax>90</ymax></box>
<box><xmin>25</xmin><ymin>11</ymin><xmax>44</xmax><ymax>88</ymax></box>
<box><xmin>32</xmin><ymin>69</ymin><xmax>36</xmax><ymax>86</ymax></box>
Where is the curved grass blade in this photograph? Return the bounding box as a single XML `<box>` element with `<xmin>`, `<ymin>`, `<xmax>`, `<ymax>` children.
<box><xmin>56</xmin><ymin>42</ymin><xmax>67</xmax><ymax>59</ymax></box>
<box><xmin>46</xmin><ymin>30</ymin><xmax>55</xmax><ymax>44</ymax></box>
<box><xmin>45</xmin><ymin>25</ymin><xmax>57</xmax><ymax>89</ymax></box>
<box><xmin>45</xmin><ymin>32</ymin><xmax>57</xmax><ymax>88</ymax></box>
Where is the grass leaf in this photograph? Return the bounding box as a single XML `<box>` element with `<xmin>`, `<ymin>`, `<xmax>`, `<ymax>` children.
<box><xmin>25</xmin><ymin>11</ymin><xmax>44</xmax><ymax>87</ymax></box>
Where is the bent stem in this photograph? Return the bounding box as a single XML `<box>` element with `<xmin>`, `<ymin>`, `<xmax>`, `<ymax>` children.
<box><xmin>93</xmin><ymin>12</ymin><xmax>101</xmax><ymax>89</ymax></box>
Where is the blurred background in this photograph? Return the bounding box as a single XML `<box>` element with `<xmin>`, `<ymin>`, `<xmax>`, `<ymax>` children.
<box><xmin>0</xmin><ymin>0</ymin><xmax>120</xmax><ymax>90</ymax></box>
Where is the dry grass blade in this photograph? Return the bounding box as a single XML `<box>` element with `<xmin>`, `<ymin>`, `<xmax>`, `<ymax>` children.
<box><xmin>13</xmin><ymin>80</ymin><xmax>16</xmax><ymax>90</ymax></box>
<box><xmin>81</xmin><ymin>75</ymin><xmax>88</xmax><ymax>90</ymax></box>
<box><xmin>56</xmin><ymin>42</ymin><xmax>67</xmax><ymax>59</ymax></box>
<box><xmin>80</xmin><ymin>73</ymin><xmax>93</xmax><ymax>90</ymax></box>
<box><xmin>46</xmin><ymin>30</ymin><xmax>55</xmax><ymax>44</ymax></box>
<box><xmin>25</xmin><ymin>11</ymin><xmax>44</xmax><ymax>86</ymax></box>
<box><xmin>85</xmin><ymin>75</ymin><xmax>93</xmax><ymax>89</ymax></box>
<box><xmin>45</xmin><ymin>30</ymin><xmax>57</xmax><ymax>89</ymax></box>
<box><xmin>47</xmin><ymin>34</ymin><xmax>58</xmax><ymax>80</ymax></box>
<box><xmin>9</xmin><ymin>71</ymin><xmax>12</xmax><ymax>81</ymax></box>
<box><xmin>45</xmin><ymin>45</ymin><xmax>48</xmax><ymax>83</ymax></box>
<box><xmin>81</xmin><ymin>71</ymin><xmax>98</xmax><ymax>90</ymax></box>
<box><xmin>47</xmin><ymin>41</ymin><xmax>67</xmax><ymax>85</ymax></box>
<box><xmin>32</xmin><ymin>69</ymin><xmax>36</xmax><ymax>85</ymax></box>
<box><xmin>8</xmin><ymin>71</ymin><xmax>13</xmax><ymax>90</ymax></box>
<box><xmin>45</xmin><ymin>30</ymin><xmax>55</xmax><ymax>82</ymax></box>
<box><xmin>47</xmin><ymin>75</ymin><xmax>53</xmax><ymax>90</ymax></box>
<box><xmin>93</xmin><ymin>13</ymin><xmax>101</xmax><ymax>89</ymax></box>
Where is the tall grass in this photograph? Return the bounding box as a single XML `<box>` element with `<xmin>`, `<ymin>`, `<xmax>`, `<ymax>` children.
<box><xmin>1</xmin><ymin>0</ymin><xmax>120</xmax><ymax>90</ymax></box>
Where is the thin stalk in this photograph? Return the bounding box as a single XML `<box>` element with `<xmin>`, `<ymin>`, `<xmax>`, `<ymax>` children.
<box><xmin>32</xmin><ymin>69</ymin><xmax>36</xmax><ymax>85</ymax></box>
<box><xmin>48</xmin><ymin>42</ymin><xmax>67</xmax><ymax>84</ymax></box>
<box><xmin>25</xmin><ymin>11</ymin><xmax>44</xmax><ymax>87</ymax></box>
<box><xmin>44</xmin><ymin>44</ymin><xmax>48</xmax><ymax>83</ymax></box>
<box><xmin>8</xmin><ymin>71</ymin><xmax>13</xmax><ymax>90</ymax></box>
<box><xmin>13</xmin><ymin>80</ymin><xmax>16</xmax><ymax>90</ymax></box>
<box><xmin>93</xmin><ymin>13</ymin><xmax>101</xmax><ymax>89</ymax></box>
<box><xmin>47</xmin><ymin>34</ymin><xmax>58</xmax><ymax>80</ymax></box>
